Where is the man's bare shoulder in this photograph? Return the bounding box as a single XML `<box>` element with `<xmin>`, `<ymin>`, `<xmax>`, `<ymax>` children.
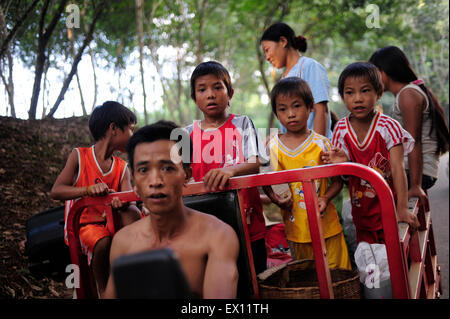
<box><xmin>112</xmin><ymin>216</ymin><xmax>148</xmax><ymax>245</ymax></box>
<box><xmin>186</xmin><ymin>207</ymin><xmax>237</xmax><ymax>238</ymax></box>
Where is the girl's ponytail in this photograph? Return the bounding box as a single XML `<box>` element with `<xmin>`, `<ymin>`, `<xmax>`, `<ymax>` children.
<box><xmin>294</xmin><ymin>35</ymin><xmax>307</xmax><ymax>53</ymax></box>
<box><xmin>418</xmin><ymin>83</ymin><xmax>449</xmax><ymax>155</ymax></box>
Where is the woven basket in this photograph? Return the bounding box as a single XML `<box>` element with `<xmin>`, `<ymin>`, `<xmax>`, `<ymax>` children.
<box><xmin>258</xmin><ymin>259</ymin><xmax>361</xmax><ymax>299</ymax></box>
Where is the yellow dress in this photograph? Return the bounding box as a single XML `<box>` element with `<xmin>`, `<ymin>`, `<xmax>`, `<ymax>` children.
<box><xmin>268</xmin><ymin>131</ymin><xmax>351</xmax><ymax>269</ymax></box>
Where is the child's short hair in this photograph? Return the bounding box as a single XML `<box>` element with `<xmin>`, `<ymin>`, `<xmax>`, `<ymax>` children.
<box><xmin>126</xmin><ymin>120</ymin><xmax>192</xmax><ymax>173</ymax></box>
<box><xmin>338</xmin><ymin>62</ymin><xmax>383</xmax><ymax>98</ymax></box>
<box><xmin>89</xmin><ymin>101</ymin><xmax>137</xmax><ymax>141</ymax></box>
<box><xmin>190</xmin><ymin>61</ymin><xmax>233</xmax><ymax>101</ymax></box>
<box><xmin>270</xmin><ymin>77</ymin><xmax>314</xmax><ymax>116</ymax></box>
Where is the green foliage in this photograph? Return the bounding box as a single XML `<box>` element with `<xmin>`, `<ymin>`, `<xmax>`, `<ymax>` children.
<box><xmin>0</xmin><ymin>0</ymin><xmax>448</xmax><ymax>125</ymax></box>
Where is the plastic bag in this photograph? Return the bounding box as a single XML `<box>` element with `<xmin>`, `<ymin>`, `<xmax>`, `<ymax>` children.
<box><xmin>354</xmin><ymin>241</ymin><xmax>392</xmax><ymax>299</ymax></box>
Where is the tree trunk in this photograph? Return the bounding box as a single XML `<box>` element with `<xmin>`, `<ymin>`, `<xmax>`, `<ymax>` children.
<box><xmin>0</xmin><ymin>51</ymin><xmax>15</xmax><ymax>117</ymax></box>
<box><xmin>194</xmin><ymin>0</ymin><xmax>207</xmax><ymax>120</ymax></box>
<box><xmin>41</xmin><ymin>60</ymin><xmax>50</xmax><ymax>118</ymax></box>
<box><xmin>47</xmin><ymin>0</ymin><xmax>106</xmax><ymax>118</ymax></box>
<box><xmin>0</xmin><ymin>4</ymin><xmax>15</xmax><ymax>117</ymax></box>
<box><xmin>6</xmin><ymin>49</ymin><xmax>15</xmax><ymax>117</ymax></box>
<box><xmin>88</xmin><ymin>45</ymin><xmax>98</xmax><ymax>111</ymax></box>
<box><xmin>176</xmin><ymin>48</ymin><xmax>184</xmax><ymax>125</ymax></box>
<box><xmin>29</xmin><ymin>0</ymin><xmax>69</xmax><ymax>119</ymax></box>
<box><xmin>136</xmin><ymin>0</ymin><xmax>148</xmax><ymax>124</ymax></box>
<box><xmin>68</xmin><ymin>27</ymin><xmax>87</xmax><ymax>116</ymax></box>
<box><xmin>256</xmin><ymin>36</ymin><xmax>275</xmax><ymax>129</ymax></box>
<box><xmin>82</xmin><ymin>1</ymin><xmax>97</xmax><ymax>111</ymax></box>
<box><xmin>145</xmin><ymin>0</ymin><xmax>177</xmax><ymax>118</ymax></box>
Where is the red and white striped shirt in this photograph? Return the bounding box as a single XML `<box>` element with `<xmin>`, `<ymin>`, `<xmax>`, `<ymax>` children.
<box><xmin>332</xmin><ymin>111</ymin><xmax>414</xmax><ymax>231</ymax></box>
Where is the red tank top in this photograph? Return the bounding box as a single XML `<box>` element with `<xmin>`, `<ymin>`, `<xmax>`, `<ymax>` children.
<box><xmin>64</xmin><ymin>146</ymin><xmax>127</xmax><ymax>244</ymax></box>
<box><xmin>187</xmin><ymin>114</ymin><xmax>266</xmax><ymax>241</ymax></box>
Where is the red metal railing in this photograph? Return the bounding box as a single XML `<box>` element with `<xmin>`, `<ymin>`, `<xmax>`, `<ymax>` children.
<box><xmin>398</xmin><ymin>196</ymin><xmax>441</xmax><ymax>299</ymax></box>
<box><xmin>67</xmin><ymin>162</ymin><xmax>418</xmax><ymax>299</ymax></box>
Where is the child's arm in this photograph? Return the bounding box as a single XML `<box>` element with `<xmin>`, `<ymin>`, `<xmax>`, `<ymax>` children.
<box><xmin>203</xmin><ymin>156</ymin><xmax>260</xmax><ymax>191</ymax></box>
<box><xmin>262</xmin><ymin>185</ymin><xmax>293</xmax><ymax>212</ymax></box>
<box><xmin>50</xmin><ymin>150</ymin><xmax>111</xmax><ymax>200</ymax></box>
<box><xmin>111</xmin><ymin>167</ymin><xmax>141</xmax><ymax>225</ymax></box>
<box><xmin>390</xmin><ymin>144</ymin><xmax>420</xmax><ymax>229</ymax></box>
<box><xmin>318</xmin><ymin>177</ymin><xmax>343</xmax><ymax>214</ymax></box>
<box><xmin>321</xmin><ymin>147</ymin><xmax>349</xmax><ymax>164</ymax></box>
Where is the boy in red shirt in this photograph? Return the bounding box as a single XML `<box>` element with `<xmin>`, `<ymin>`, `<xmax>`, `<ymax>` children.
<box><xmin>51</xmin><ymin>101</ymin><xmax>141</xmax><ymax>296</ymax></box>
<box><xmin>185</xmin><ymin>61</ymin><xmax>267</xmax><ymax>274</ymax></box>
<box><xmin>321</xmin><ymin>63</ymin><xmax>420</xmax><ymax>244</ymax></box>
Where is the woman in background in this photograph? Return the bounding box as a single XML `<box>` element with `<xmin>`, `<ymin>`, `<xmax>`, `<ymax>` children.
<box><xmin>369</xmin><ymin>46</ymin><xmax>449</xmax><ymax>203</ymax></box>
<box><xmin>260</xmin><ymin>22</ymin><xmax>332</xmax><ymax>139</ymax></box>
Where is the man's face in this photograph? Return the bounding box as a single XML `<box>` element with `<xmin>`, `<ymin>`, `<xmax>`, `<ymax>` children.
<box><xmin>132</xmin><ymin>139</ymin><xmax>190</xmax><ymax>215</ymax></box>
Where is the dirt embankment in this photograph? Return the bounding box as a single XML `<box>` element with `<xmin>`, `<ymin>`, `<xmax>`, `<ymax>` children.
<box><xmin>0</xmin><ymin>115</ymin><xmax>92</xmax><ymax>298</ymax></box>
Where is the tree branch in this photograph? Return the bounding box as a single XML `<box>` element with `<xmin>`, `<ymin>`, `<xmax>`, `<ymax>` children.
<box><xmin>0</xmin><ymin>0</ymin><xmax>40</xmax><ymax>58</ymax></box>
<box><xmin>46</xmin><ymin>0</ymin><xmax>107</xmax><ymax>118</ymax></box>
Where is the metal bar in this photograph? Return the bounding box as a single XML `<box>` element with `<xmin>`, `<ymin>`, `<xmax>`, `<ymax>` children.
<box><xmin>409</xmin><ymin>261</ymin><xmax>423</xmax><ymax>299</ymax></box>
<box><xmin>236</xmin><ymin>189</ymin><xmax>259</xmax><ymax>298</ymax></box>
<box><xmin>424</xmin><ymin>243</ymin><xmax>434</xmax><ymax>288</ymax></box>
<box><xmin>105</xmin><ymin>206</ymin><xmax>115</xmax><ymax>235</ymax></box>
<box><xmin>302</xmin><ymin>180</ymin><xmax>334</xmax><ymax>299</ymax></box>
<box><xmin>67</xmin><ymin>193</ymin><xmax>140</xmax><ymax>298</ymax></box>
<box><xmin>68</xmin><ymin>163</ymin><xmax>411</xmax><ymax>299</ymax></box>
<box><xmin>428</xmin><ymin>223</ymin><xmax>437</xmax><ymax>257</ymax></box>
<box><xmin>418</xmin><ymin>200</ymin><xmax>427</xmax><ymax>232</ymax></box>
<box><xmin>427</xmin><ymin>255</ymin><xmax>440</xmax><ymax>299</ymax></box>
<box><xmin>409</xmin><ymin>231</ymin><xmax>422</xmax><ymax>263</ymax></box>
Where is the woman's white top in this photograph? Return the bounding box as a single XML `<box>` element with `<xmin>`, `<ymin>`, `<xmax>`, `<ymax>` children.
<box><xmin>393</xmin><ymin>83</ymin><xmax>438</xmax><ymax>178</ymax></box>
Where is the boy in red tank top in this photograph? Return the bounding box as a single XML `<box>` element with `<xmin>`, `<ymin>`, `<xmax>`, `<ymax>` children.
<box><xmin>51</xmin><ymin>101</ymin><xmax>141</xmax><ymax>296</ymax></box>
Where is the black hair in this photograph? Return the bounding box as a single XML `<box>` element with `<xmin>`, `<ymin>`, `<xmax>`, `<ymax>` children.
<box><xmin>190</xmin><ymin>61</ymin><xmax>233</xmax><ymax>101</ymax></box>
<box><xmin>369</xmin><ymin>46</ymin><xmax>449</xmax><ymax>155</ymax></box>
<box><xmin>338</xmin><ymin>62</ymin><xmax>384</xmax><ymax>98</ymax></box>
<box><xmin>330</xmin><ymin>110</ymin><xmax>340</xmax><ymax>132</ymax></box>
<box><xmin>126</xmin><ymin>120</ymin><xmax>192</xmax><ymax>173</ymax></box>
<box><xmin>89</xmin><ymin>101</ymin><xmax>137</xmax><ymax>141</ymax></box>
<box><xmin>270</xmin><ymin>77</ymin><xmax>314</xmax><ymax>116</ymax></box>
<box><xmin>260</xmin><ymin>22</ymin><xmax>307</xmax><ymax>53</ymax></box>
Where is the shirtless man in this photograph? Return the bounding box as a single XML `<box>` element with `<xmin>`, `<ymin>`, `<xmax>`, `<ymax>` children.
<box><xmin>103</xmin><ymin>120</ymin><xmax>240</xmax><ymax>299</ymax></box>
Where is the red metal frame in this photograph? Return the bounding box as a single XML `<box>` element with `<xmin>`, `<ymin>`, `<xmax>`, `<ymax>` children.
<box><xmin>66</xmin><ymin>191</ymin><xmax>139</xmax><ymax>298</ymax></box>
<box><xmin>398</xmin><ymin>196</ymin><xmax>442</xmax><ymax>299</ymax></box>
<box><xmin>67</xmin><ymin>162</ymin><xmax>440</xmax><ymax>299</ymax></box>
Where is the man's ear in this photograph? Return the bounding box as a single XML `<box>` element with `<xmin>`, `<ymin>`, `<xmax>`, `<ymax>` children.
<box><xmin>184</xmin><ymin>167</ymin><xmax>192</xmax><ymax>185</ymax></box>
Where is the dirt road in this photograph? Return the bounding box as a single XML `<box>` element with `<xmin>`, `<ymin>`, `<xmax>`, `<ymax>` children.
<box><xmin>428</xmin><ymin>152</ymin><xmax>449</xmax><ymax>299</ymax></box>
